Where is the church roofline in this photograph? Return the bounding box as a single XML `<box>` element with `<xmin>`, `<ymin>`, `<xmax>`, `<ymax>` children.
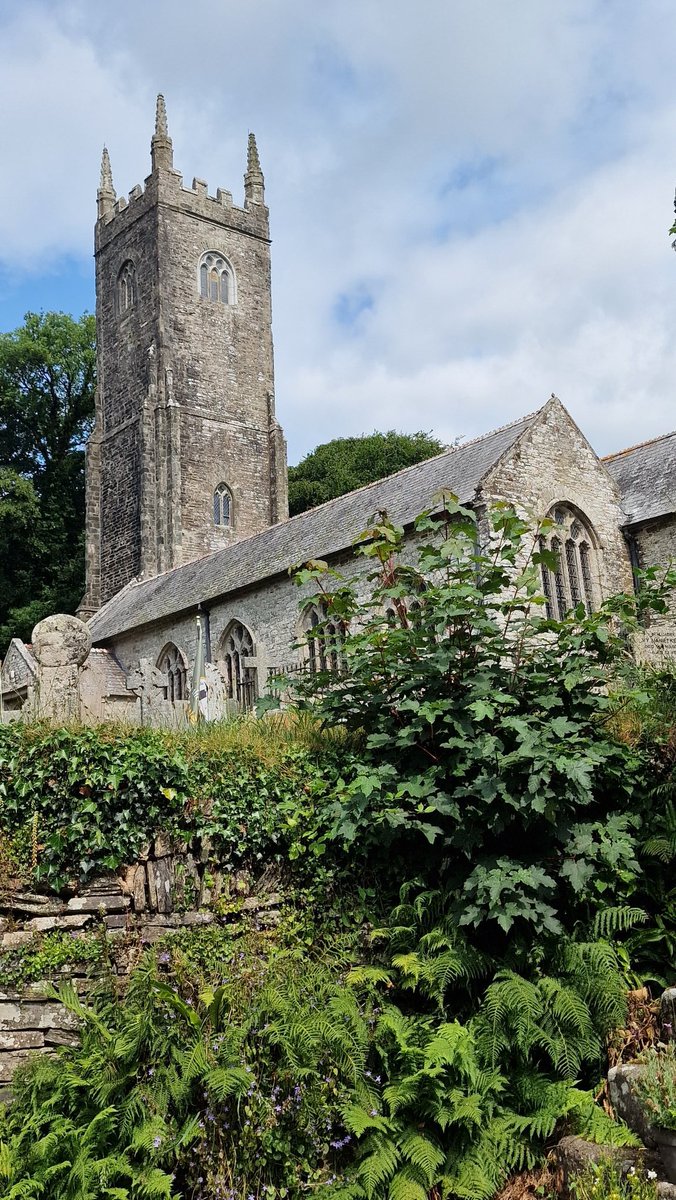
<box><xmin>603</xmin><ymin>427</ymin><xmax>676</xmax><ymax>526</ymax></box>
<box><xmin>602</xmin><ymin>428</ymin><xmax>676</xmax><ymax>463</ymax></box>
<box><xmin>87</xmin><ymin>405</ymin><xmax>544</xmax><ymax>643</ymax></box>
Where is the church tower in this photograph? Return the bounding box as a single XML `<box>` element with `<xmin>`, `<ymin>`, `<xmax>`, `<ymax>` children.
<box><xmin>81</xmin><ymin>96</ymin><xmax>288</xmax><ymax>614</ymax></box>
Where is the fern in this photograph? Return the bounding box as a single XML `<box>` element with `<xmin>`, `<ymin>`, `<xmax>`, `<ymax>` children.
<box><xmin>592</xmin><ymin>906</ymin><xmax>647</xmax><ymax>939</ymax></box>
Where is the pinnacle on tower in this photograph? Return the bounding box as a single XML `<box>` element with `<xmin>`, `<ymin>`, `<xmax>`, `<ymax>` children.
<box><xmin>151</xmin><ymin>93</ymin><xmax>174</xmax><ymax>172</ymax></box>
<box><xmin>155</xmin><ymin>93</ymin><xmax>169</xmax><ymax>138</ymax></box>
<box><xmin>97</xmin><ymin>146</ymin><xmax>116</xmax><ymax>219</ymax></box>
<box><xmin>244</xmin><ymin>132</ymin><xmax>265</xmax><ymax>206</ymax></box>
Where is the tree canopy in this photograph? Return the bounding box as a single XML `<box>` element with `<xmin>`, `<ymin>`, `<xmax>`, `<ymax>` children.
<box><xmin>287</xmin><ymin>429</ymin><xmax>446</xmax><ymax>516</ymax></box>
<box><xmin>0</xmin><ymin>311</ymin><xmax>96</xmax><ymax>654</ymax></box>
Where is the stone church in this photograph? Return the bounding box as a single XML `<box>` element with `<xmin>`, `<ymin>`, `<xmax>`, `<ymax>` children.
<box><xmin>2</xmin><ymin>97</ymin><xmax>675</xmax><ymax>721</ymax></box>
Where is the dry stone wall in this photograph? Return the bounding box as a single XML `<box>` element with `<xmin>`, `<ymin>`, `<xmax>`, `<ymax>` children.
<box><xmin>0</xmin><ymin>835</ymin><xmax>282</xmax><ymax>1091</ymax></box>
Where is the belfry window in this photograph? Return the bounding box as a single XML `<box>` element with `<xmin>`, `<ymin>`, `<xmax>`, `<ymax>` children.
<box><xmin>156</xmin><ymin>643</ymin><xmax>187</xmax><ymax>702</ymax></box>
<box><xmin>220</xmin><ymin>622</ymin><xmax>257</xmax><ymax>710</ymax></box>
<box><xmin>302</xmin><ymin>601</ymin><xmax>346</xmax><ymax>675</ymax></box>
<box><xmin>213</xmin><ymin>482</ymin><xmax>232</xmax><ymax>527</ymax></box>
<box><xmin>539</xmin><ymin>506</ymin><xmax>598</xmax><ymax>618</ymax></box>
<box><xmin>199</xmin><ymin>252</ymin><xmax>234</xmax><ymax>304</ymax></box>
<box><xmin>117</xmin><ymin>261</ymin><xmax>136</xmax><ymax>315</ymax></box>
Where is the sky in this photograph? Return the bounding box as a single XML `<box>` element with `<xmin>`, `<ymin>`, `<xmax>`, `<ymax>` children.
<box><xmin>0</xmin><ymin>0</ymin><xmax>675</xmax><ymax>464</ymax></box>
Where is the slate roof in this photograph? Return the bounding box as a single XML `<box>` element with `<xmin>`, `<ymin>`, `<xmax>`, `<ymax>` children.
<box><xmin>86</xmin><ymin>649</ymin><xmax>134</xmax><ymax>697</ymax></box>
<box><xmin>0</xmin><ymin>639</ymin><xmax>36</xmax><ymax>697</ymax></box>
<box><xmin>603</xmin><ymin>430</ymin><xmax>676</xmax><ymax>525</ymax></box>
<box><xmin>89</xmin><ymin>409</ymin><xmax>539</xmax><ymax>643</ymax></box>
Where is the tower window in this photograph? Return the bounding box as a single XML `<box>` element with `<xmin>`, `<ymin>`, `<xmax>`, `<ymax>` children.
<box><xmin>214</xmin><ymin>482</ymin><xmax>232</xmax><ymax>527</ymax></box>
<box><xmin>199</xmin><ymin>252</ymin><xmax>234</xmax><ymax>304</ymax></box>
<box><xmin>117</xmin><ymin>261</ymin><xmax>136</xmax><ymax>315</ymax></box>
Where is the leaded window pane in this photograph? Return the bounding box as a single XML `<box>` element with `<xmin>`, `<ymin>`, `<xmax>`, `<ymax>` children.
<box><xmin>580</xmin><ymin>542</ymin><xmax>593</xmax><ymax>610</ymax></box>
<box><xmin>198</xmin><ymin>252</ymin><xmax>233</xmax><ymax>304</ymax></box>
<box><xmin>551</xmin><ymin>537</ymin><xmax>566</xmax><ymax>619</ymax></box>
<box><xmin>565</xmin><ymin>539</ymin><xmax>582</xmax><ymax>607</ymax></box>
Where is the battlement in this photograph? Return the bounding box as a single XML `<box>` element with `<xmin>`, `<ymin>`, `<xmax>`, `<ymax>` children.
<box><xmin>96</xmin><ymin>98</ymin><xmax>269</xmax><ymax>249</ymax></box>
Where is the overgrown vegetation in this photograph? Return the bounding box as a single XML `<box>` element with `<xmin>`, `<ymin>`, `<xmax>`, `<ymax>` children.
<box><xmin>1</xmin><ymin>497</ymin><xmax>675</xmax><ymax>1198</ymax></box>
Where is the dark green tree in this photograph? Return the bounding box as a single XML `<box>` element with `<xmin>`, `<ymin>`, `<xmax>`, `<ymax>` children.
<box><xmin>0</xmin><ymin>311</ymin><xmax>96</xmax><ymax>653</ymax></box>
<box><xmin>288</xmin><ymin>430</ymin><xmax>446</xmax><ymax>516</ymax></box>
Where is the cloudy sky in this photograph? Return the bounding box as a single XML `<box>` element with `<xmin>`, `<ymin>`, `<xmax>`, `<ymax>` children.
<box><xmin>0</xmin><ymin>0</ymin><xmax>675</xmax><ymax>463</ymax></box>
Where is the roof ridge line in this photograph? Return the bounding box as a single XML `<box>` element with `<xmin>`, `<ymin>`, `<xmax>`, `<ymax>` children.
<box><xmin>603</xmin><ymin>429</ymin><xmax>676</xmax><ymax>462</ymax></box>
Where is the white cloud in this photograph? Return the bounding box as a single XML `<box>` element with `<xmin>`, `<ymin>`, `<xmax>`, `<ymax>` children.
<box><xmin>1</xmin><ymin>0</ymin><xmax>675</xmax><ymax>460</ymax></box>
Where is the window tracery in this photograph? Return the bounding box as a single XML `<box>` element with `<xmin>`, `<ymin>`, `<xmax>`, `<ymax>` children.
<box><xmin>220</xmin><ymin>622</ymin><xmax>257</xmax><ymax>710</ymax></box>
<box><xmin>214</xmin><ymin>482</ymin><xmax>232</xmax><ymax>527</ymax></box>
<box><xmin>156</xmin><ymin>643</ymin><xmax>187</xmax><ymax>702</ymax></box>
<box><xmin>302</xmin><ymin>601</ymin><xmax>346</xmax><ymax>674</ymax></box>
<box><xmin>539</xmin><ymin>506</ymin><xmax>598</xmax><ymax>618</ymax></box>
<box><xmin>199</xmin><ymin>251</ymin><xmax>234</xmax><ymax>304</ymax></box>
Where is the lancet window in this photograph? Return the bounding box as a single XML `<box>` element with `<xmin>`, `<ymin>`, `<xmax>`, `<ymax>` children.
<box><xmin>220</xmin><ymin>622</ymin><xmax>257</xmax><ymax>710</ymax></box>
<box><xmin>117</xmin><ymin>261</ymin><xmax>136</xmax><ymax>315</ymax></box>
<box><xmin>539</xmin><ymin>506</ymin><xmax>598</xmax><ymax>618</ymax></box>
<box><xmin>199</xmin><ymin>251</ymin><xmax>234</xmax><ymax>304</ymax></box>
<box><xmin>302</xmin><ymin>601</ymin><xmax>346</xmax><ymax>674</ymax></box>
<box><xmin>213</xmin><ymin>482</ymin><xmax>232</xmax><ymax>527</ymax></box>
<box><xmin>156</xmin><ymin>643</ymin><xmax>187</xmax><ymax>702</ymax></box>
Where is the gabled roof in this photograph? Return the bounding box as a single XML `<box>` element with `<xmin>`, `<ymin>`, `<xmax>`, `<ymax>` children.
<box><xmin>0</xmin><ymin>639</ymin><xmax>37</xmax><ymax>697</ymax></box>
<box><xmin>603</xmin><ymin>430</ymin><xmax>676</xmax><ymax>526</ymax></box>
<box><xmin>89</xmin><ymin>408</ymin><xmax>539</xmax><ymax>643</ymax></box>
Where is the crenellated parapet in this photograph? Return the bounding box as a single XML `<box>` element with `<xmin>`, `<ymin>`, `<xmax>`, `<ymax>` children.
<box><xmin>95</xmin><ymin>98</ymin><xmax>269</xmax><ymax>255</ymax></box>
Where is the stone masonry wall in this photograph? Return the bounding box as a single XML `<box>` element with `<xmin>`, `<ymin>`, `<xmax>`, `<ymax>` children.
<box><xmin>634</xmin><ymin>514</ymin><xmax>676</xmax><ymax>663</ymax></box>
<box><xmin>483</xmin><ymin>398</ymin><xmax>634</xmax><ymax>601</ymax></box>
<box><xmin>0</xmin><ymin>836</ymin><xmax>281</xmax><ymax>1091</ymax></box>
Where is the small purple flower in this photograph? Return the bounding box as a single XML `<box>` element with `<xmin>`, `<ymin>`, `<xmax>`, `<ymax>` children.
<box><xmin>153</xmin><ymin>1135</ymin><xmax>162</xmax><ymax>1148</ymax></box>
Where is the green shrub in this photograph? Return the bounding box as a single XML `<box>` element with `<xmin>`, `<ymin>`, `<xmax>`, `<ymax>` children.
<box><xmin>290</xmin><ymin>497</ymin><xmax>672</xmax><ymax>963</ymax></box>
<box><xmin>0</xmin><ymin>720</ymin><xmax>340</xmax><ymax>891</ymax></box>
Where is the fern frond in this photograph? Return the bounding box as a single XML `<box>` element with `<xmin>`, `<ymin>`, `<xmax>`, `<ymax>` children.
<box><xmin>591</xmin><ymin>906</ymin><xmax>647</xmax><ymax>939</ymax></box>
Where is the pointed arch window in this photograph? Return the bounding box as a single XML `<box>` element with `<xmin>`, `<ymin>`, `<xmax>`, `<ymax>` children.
<box><xmin>220</xmin><ymin>622</ymin><xmax>257</xmax><ymax>710</ymax></box>
<box><xmin>117</xmin><ymin>261</ymin><xmax>136</xmax><ymax>316</ymax></box>
<box><xmin>302</xmin><ymin>601</ymin><xmax>346</xmax><ymax>675</ymax></box>
<box><xmin>156</xmin><ymin>643</ymin><xmax>187</xmax><ymax>702</ymax></box>
<box><xmin>214</xmin><ymin>482</ymin><xmax>232</xmax><ymax>527</ymax></box>
<box><xmin>199</xmin><ymin>252</ymin><xmax>235</xmax><ymax>305</ymax></box>
<box><xmin>539</xmin><ymin>506</ymin><xmax>598</xmax><ymax>619</ymax></box>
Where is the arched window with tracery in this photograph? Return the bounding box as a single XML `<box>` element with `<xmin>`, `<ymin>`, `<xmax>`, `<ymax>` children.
<box><xmin>213</xmin><ymin>482</ymin><xmax>232</xmax><ymax>527</ymax></box>
<box><xmin>220</xmin><ymin>622</ymin><xmax>257</xmax><ymax>710</ymax></box>
<box><xmin>539</xmin><ymin>506</ymin><xmax>598</xmax><ymax>619</ymax></box>
<box><xmin>117</xmin><ymin>261</ymin><xmax>136</xmax><ymax>316</ymax></box>
<box><xmin>302</xmin><ymin>601</ymin><xmax>346</xmax><ymax>674</ymax></box>
<box><xmin>199</xmin><ymin>251</ymin><xmax>234</xmax><ymax>304</ymax></box>
<box><xmin>156</xmin><ymin>643</ymin><xmax>187</xmax><ymax>702</ymax></box>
